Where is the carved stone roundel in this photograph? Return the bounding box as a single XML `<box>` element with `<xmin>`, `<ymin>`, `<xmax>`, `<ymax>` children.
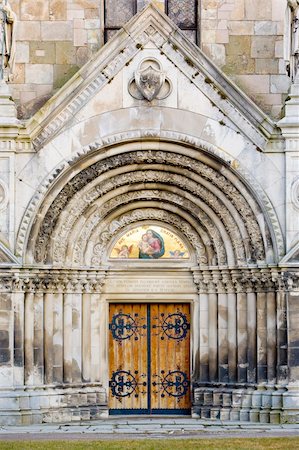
<box><xmin>129</xmin><ymin>59</ymin><xmax>171</xmax><ymax>101</ymax></box>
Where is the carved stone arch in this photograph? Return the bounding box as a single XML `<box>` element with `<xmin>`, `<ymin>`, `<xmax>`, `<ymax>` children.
<box><xmin>79</xmin><ymin>203</ymin><xmax>227</xmax><ymax>267</ymax></box>
<box><xmin>21</xmin><ymin>142</ymin><xmax>281</xmax><ymax>268</ymax></box>
<box><xmin>18</xmin><ymin>138</ymin><xmax>283</xmax><ymax>262</ymax></box>
<box><xmin>63</xmin><ymin>191</ymin><xmax>226</xmax><ymax>267</ymax></box>
<box><xmin>50</xmin><ymin>175</ymin><xmax>245</xmax><ymax>267</ymax></box>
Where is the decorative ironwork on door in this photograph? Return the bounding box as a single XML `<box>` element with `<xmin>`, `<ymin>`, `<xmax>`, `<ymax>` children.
<box><xmin>109</xmin><ymin>303</ymin><xmax>191</xmax><ymax>415</ymax></box>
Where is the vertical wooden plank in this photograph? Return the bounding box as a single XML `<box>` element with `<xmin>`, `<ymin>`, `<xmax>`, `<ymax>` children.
<box><xmin>109</xmin><ymin>303</ymin><xmax>148</xmax><ymax>413</ymax></box>
<box><xmin>150</xmin><ymin>302</ymin><xmax>159</xmax><ymax>411</ymax></box>
<box><xmin>151</xmin><ymin>303</ymin><xmax>191</xmax><ymax>413</ymax></box>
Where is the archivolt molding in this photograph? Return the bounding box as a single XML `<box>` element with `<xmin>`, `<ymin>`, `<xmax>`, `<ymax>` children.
<box><xmin>32</xmin><ymin>151</ymin><xmax>266</xmax><ymax>265</ymax></box>
<box><xmin>68</xmin><ymin>189</ymin><xmax>231</xmax><ymax>265</ymax></box>
<box><xmin>74</xmin><ymin>200</ymin><xmax>226</xmax><ymax>267</ymax></box>
<box><xmin>18</xmin><ymin>142</ymin><xmax>283</xmax><ymax>264</ymax></box>
<box><xmin>51</xmin><ymin>178</ymin><xmax>245</xmax><ymax>267</ymax></box>
<box><xmin>90</xmin><ymin>208</ymin><xmax>211</xmax><ymax>267</ymax></box>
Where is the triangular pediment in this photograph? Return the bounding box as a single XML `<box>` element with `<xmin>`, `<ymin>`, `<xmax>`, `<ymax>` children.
<box><xmin>23</xmin><ymin>3</ymin><xmax>278</xmax><ymax>151</ymax></box>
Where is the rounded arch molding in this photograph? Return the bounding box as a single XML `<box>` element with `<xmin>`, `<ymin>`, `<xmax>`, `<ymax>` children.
<box><xmin>19</xmin><ymin>137</ymin><xmax>283</xmax><ymax>266</ymax></box>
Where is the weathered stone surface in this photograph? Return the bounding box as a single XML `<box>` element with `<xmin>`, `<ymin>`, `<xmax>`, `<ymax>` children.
<box><xmin>251</xmin><ymin>36</ymin><xmax>276</xmax><ymax>58</ymax></box>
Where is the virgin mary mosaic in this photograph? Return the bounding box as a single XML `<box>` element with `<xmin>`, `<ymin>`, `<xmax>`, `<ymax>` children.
<box><xmin>110</xmin><ymin>225</ymin><xmax>189</xmax><ymax>260</ymax></box>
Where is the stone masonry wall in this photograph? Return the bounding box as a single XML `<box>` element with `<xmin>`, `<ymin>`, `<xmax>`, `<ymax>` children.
<box><xmin>8</xmin><ymin>0</ymin><xmax>290</xmax><ymax>119</ymax></box>
<box><xmin>9</xmin><ymin>0</ymin><xmax>102</xmax><ymax>119</ymax></box>
<box><xmin>201</xmin><ymin>0</ymin><xmax>290</xmax><ymax>118</ymax></box>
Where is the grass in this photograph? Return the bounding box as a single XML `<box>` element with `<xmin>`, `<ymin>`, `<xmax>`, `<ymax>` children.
<box><xmin>0</xmin><ymin>438</ymin><xmax>299</xmax><ymax>450</ymax></box>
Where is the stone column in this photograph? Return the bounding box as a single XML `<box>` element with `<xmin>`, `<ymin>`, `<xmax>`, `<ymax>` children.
<box><xmin>24</xmin><ymin>292</ymin><xmax>34</xmax><ymax>385</ymax></box>
<box><xmin>204</xmin><ymin>271</ymin><xmax>218</xmax><ymax>382</ymax></box>
<box><xmin>63</xmin><ymin>290</ymin><xmax>73</xmax><ymax>384</ymax></box>
<box><xmin>247</xmin><ymin>283</ymin><xmax>257</xmax><ymax>384</ymax></box>
<box><xmin>12</xmin><ymin>279</ymin><xmax>25</xmax><ymax>387</ymax></box>
<box><xmin>52</xmin><ymin>291</ymin><xmax>63</xmax><ymax>384</ymax></box>
<box><xmin>283</xmin><ymin>272</ymin><xmax>299</xmax><ymax>423</ymax></box>
<box><xmin>33</xmin><ymin>291</ymin><xmax>44</xmax><ymax>385</ymax></box>
<box><xmin>44</xmin><ymin>292</ymin><xmax>54</xmax><ymax>385</ymax></box>
<box><xmin>256</xmin><ymin>290</ymin><xmax>267</xmax><ymax>384</ymax></box>
<box><xmin>266</xmin><ymin>290</ymin><xmax>277</xmax><ymax>384</ymax></box>
<box><xmin>214</xmin><ymin>271</ymin><xmax>228</xmax><ymax>383</ymax></box>
<box><xmin>232</xmin><ymin>272</ymin><xmax>248</xmax><ymax>383</ymax></box>
<box><xmin>224</xmin><ymin>271</ymin><xmax>237</xmax><ymax>383</ymax></box>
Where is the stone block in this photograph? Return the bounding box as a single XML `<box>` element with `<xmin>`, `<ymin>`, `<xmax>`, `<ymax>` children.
<box><xmin>254</xmin><ymin>21</ymin><xmax>277</xmax><ymax>35</ymax></box>
<box><xmin>275</xmin><ymin>39</ymin><xmax>284</xmax><ymax>58</ymax></box>
<box><xmin>25</xmin><ymin>64</ymin><xmax>54</xmax><ymax>84</ymax></box>
<box><xmin>87</xmin><ymin>29</ymin><xmax>101</xmax><ymax>45</ymax></box>
<box><xmin>216</xmin><ymin>29</ymin><xmax>229</xmax><ymax>43</ymax></box>
<box><xmin>49</xmin><ymin>0</ymin><xmax>67</xmax><ymax>20</ymax></box>
<box><xmin>56</xmin><ymin>42</ymin><xmax>77</xmax><ymax>65</ymax></box>
<box><xmin>20</xmin><ymin>0</ymin><xmax>49</xmax><ymax>20</ymax></box>
<box><xmin>235</xmin><ymin>75</ymin><xmax>270</xmax><ymax>94</ymax></box>
<box><xmin>76</xmin><ymin>46</ymin><xmax>92</xmax><ymax>66</ymax></box>
<box><xmin>85</xmin><ymin>19</ymin><xmax>101</xmax><ymax>30</ymax></box>
<box><xmin>41</xmin><ymin>21</ymin><xmax>73</xmax><ymax>41</ymax></box>
<box><xmin>251</xmin><ymin>36</ymin><xmax>275</xmax><ymax>58</ymax></box>
<box><xmin>74</xmin><ymin>19</ymin><xmax>85</xmax><ymax>29</ymax></box>
<box><xmin>15</xmin><ymin>42</ymin><xmax>30</xmax><ymax>64</ymax></box>
<box><xmin>30</xmin><ymin>42</ymin><xmax>56</xmax><ymax>64</ymax></box>
<box><xmin>74</xmin><ymin>28</ymin><xmax>87</xmax><ymax>46</ymax></box>
<box><xmin>16</xmin><ymin>21</ymin><xmax>41</xmax><ymax>41</ymax></box>
<box><xmin>85</xmin><ymin>9</ymin><xmax>100</xmax><ymax>19</ymax></box>
<box><xmin>245</xmin><ymin>0</ymin><xmax>271</xmax><ymax>20</ymax></box>
<box><xmin>228</xmin><ymin>20</ymin><xmax>254</xmax><ymax>35</ymax></box>
<box><xmin>67</xmin><ymin>9</ymin><xmax>85</xmax><ymax>20</ymax></box>
<box><xmin>201</xmin><ymin>30</ymin><xmax>216</xmax><ymax>44</ymax></box>
<box><xmin>224</xmin><ymin>36</ymin><xmax>255</xmax><ymax>75</ymax></box>
<box><xmin>210</xmin><ymin>44</ymin><xmax>226</xmax><ymax>67</ymax></box>
<box><xmin>270</xmin><ymin>75</ymin><xmax>291</xmax><ymax>94</ymax></box>
<box><xmin>272</xmin><ymin>0</ymin><xmax>286</xmax><ymax>21</ymax></box>
<box><xmin>230</xmin><ymin>0</ymin><xmax>245</xmax><ymax>20</ymax></box>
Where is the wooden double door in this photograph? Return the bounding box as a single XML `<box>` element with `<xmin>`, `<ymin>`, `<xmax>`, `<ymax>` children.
<box><xmin>109</xmin><ymin>303</ymin><xmax>191</xmax><ymax>415</ymax></box>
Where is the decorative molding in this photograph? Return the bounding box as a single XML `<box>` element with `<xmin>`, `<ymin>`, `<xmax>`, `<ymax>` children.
<box><xmin>30</xmin><ymin>151</ymin><xmax>265</xmax><ymax>265</ymax></box>
<box><xmin>16</xmin><ymin>141</ymin><xmax>283</xmax><ymax>262</ymax></box>
<box><xmin>0</xmin><ymin>267</ymin><xmax>298</xmax><ymax>294</ymax></box>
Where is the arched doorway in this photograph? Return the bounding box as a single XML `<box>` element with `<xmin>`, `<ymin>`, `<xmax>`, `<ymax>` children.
<box><xmin>19</xmin><ymin>140</ymin><xmax>286</xmax><ymax>421</ymax></box>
